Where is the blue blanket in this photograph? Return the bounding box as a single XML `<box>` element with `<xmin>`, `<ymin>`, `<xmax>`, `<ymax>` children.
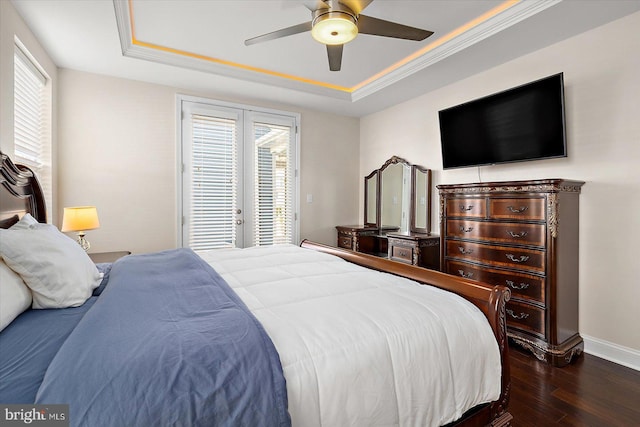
<box><xmin>0</xmin><ymin>297</ymin><xmax>98</xmax><ymax>403</ymax></box>
<box><xmin>35</xmin><ymin>249</ymin><xmax>290</xmax><ymax>427</ymax></box>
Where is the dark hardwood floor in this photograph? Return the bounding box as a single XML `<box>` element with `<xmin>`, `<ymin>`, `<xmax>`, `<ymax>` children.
<box><xmin>508</xmin><ymin>344</ymin><xmax>640</xmax><ymax>426</ymax></box>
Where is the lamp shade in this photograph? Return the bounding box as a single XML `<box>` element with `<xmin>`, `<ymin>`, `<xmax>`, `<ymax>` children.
<box><xmin>61</xmin><ymin>206</ymin><xmax>100</xmax><ymax>232</ymax></box>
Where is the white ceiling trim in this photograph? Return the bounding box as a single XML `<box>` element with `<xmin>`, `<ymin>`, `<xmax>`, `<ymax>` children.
<box><xmin>112</xmin><ymin>0</ymin><xmax>351</xmax><ymax>100</ymax></box>
<box><xmin>350</xmin><ymin>0</ymin><xmax>562</xmax><ymax>102</ymax></box>
<box><xmin>113</xmin><ymin>0</ymin><xmax>561</xmax><ymax>103</ymax></box>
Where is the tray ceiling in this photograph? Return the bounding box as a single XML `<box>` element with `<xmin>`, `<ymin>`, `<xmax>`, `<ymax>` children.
<box><xmin>12</xmin><ymin>0</ymin><xmax>640</xmax><ymax>116</ymax></box>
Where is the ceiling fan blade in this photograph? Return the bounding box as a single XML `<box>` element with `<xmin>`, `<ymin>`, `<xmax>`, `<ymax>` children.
<box><xmin>357</xmin><ymin>15</ymin><xmax>433</xmax><ymax>41</ymax></box>
<box><xmin>338</xmin><ymin>0</ymin><xmax>373</xmax><ymax>15</ymax></box>
<box><xmin>245</xmin><ymin>21</ymin><xmax>313</xmax><ymax>46</ymax></box>
<box><xmin>301</xmin><ymin>0</ymin><xmax>329</xmax><ymax>11</ymax></box>
<box><xmin>327</xmin><ymin>44</ymin><xmax>343</xmax><ymax>71</ymax></box>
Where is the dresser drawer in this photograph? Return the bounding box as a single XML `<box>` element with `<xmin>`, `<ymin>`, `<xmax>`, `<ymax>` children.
<box><xmin>446</xmin><ymin>219</ymin><xmax>546</xmax><ymax>247</ymax></box>
<box><xmin>446</xmin><ymin>198</ymin><xmax>486</xmax><ymax>218</ymax></box>
<box><xmin>488</xmin><ymin>197</ymin><xmax>545</xmax><ymax>221</ymax></box>
<box><xmin>506</xmin><ymin>300</ymin><xmax>545</xmax><ymax>338</ymax></box>
<box><xmin>390</xmin><ymin>245</ymin><xmax>413</xmax><ymax>264</ymax></box>
<box><xmin>337</xmin><ymin>235</ymin><xmax>352</xmax><ymax>249</ymax></box>
<box><xmin>445</xmin><ymin>260</ymin><xmax>545</xmax><ymax>304</ymax></box>
<box><xmin>446</xmin><ymin>240</ymin><xmax>545</xmax><ymax>273</ymax></box>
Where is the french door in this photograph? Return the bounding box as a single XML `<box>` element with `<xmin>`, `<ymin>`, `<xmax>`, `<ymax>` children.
<box><xmin>180</xmin><ymin>98</ymin><xmax>299</xmax><ymax>250</ymax></box>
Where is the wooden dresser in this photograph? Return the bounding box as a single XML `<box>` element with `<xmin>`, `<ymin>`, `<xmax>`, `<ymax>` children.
<box><xmin>438</xmin><ymin>179</ymin><xmax>584</xmax><ymax>366</ymax></box>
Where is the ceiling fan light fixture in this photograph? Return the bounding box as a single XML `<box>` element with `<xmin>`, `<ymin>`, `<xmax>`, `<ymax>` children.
<box><xmin>311</xmin><ymin>12</ymin><xmax>358</xmax><ymax>45</ymax></box>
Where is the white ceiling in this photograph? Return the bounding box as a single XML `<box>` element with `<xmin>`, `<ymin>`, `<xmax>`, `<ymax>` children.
<box><xmin>12</xmin><ymin>0</ymin><xmax>640</xmax><ymax>117</ymax></box>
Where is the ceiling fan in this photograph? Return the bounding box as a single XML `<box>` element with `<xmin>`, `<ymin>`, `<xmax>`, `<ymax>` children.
<box><xmin>244</xmin><ymin>0</ymin><xmax>434</xmax><ymax>71</ymax></box>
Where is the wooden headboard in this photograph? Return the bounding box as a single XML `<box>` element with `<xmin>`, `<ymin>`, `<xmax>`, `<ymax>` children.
<box><xmin>0</xmin><ymin>151</ymin><xmax>47</xmax><ymax>229</ymax></box>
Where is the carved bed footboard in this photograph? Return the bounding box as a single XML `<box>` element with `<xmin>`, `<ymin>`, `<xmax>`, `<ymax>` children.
<box><xmin>300</xmin><ymin>240</ymin><xmax>512</xmax><ymax>426</ymax></box>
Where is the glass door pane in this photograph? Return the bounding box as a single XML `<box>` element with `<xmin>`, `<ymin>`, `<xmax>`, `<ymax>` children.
<box><xmin>182</xmin><ymin>104</ymin><xmax>243</xmax><ymax>250</ymax></box>
<box><xmin>253</xmin><ymin>122</ymin><xmax>292</xmax><ymax>245</ymax></box>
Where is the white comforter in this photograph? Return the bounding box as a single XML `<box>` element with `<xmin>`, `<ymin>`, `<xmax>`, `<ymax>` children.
<box><xmin>198</xmin><ymin>244</ymin><xmax>501</xmax><ymax>427</ymax></box>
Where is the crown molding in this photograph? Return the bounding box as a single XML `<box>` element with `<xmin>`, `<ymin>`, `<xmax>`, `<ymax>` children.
<box><xmin>113</xmin><ymin>0</ymin><xmax>351</xmax><ymax>99</ymax></box>
<box><xmin>114</xmin><ymin>0</ymin><xmax>560</xmax><ymax>103</ymax></box>
<box><xmin>351</xmin><ymin>0</ymin><xmax>562</xmax><ymax>101</ymax></box>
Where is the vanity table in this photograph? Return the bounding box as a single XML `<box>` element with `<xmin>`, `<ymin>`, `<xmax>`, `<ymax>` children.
<box><xmin>336</xmin><ymin>225</ymin><xmax>399</xmax><ymax>256</ymax></box>
<box><xmin>387</xmin><ymin>232</ymin><xmax>440</xmax><ymax>270</ymax></box>
<box><xmin>336</xmin><ymin>156</ymin><xmax>439</xmax><ymax>270</ymax></box>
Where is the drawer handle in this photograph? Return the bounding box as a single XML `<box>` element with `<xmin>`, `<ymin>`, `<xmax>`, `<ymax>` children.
<box><xmin>460</xmin><ymin>226</ymin><xmax>474</xmax><ymax>233</ymax></box>
<box><xmin>458</xmin><ymin>270</ymin><xmax>474</xmax><ymax>279</ymax></box>
<box><xmin>506</xmin><ymin>280</ymin><xmax>530</xmax><ymax>290</ymax></box>
<box><xmin>507</xmin><ymin>231</ymin><xmax>528</xmax><ymax>238</ymax></box>
<box><xmin>507</xmin><ymin>205</ymin><xmax>529</xmax><ymax>213</ymax></box>
<box><xmin>506</xmin><ymin>309</ymin><xmax>530</xmax><ymax>320</ymax></box>
<box><xmin>506</xmin><ymin>254</ymin><xmax>530</xmax><ymax>263</ymax></box>
<box><xmin>458</xmin><ymin>246</ymin><xmax>473</xmax><ymax>255</ymax></box>
<box><xmin>459</xmin><ymin>205</ymin><xmax>474</xmax><ymax>212</ymax></box>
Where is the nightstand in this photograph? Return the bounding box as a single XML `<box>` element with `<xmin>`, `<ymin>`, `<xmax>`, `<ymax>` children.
<box><xmin>88</xmin><ymin>251</ymin><xmax>131</xmax><ymax>263</ymax></box>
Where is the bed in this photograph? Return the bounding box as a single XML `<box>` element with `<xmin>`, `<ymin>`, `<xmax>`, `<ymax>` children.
<box><xmin>0</xmin><ymin>151</ymin><xmax>512</xmax><ymax>426</ymax></box>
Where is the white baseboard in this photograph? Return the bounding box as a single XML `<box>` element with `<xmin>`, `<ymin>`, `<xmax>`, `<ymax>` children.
<box><xmin>583</xmin><ymin>334</ymin><xmax>640</xmax><ymax>371</ymax></box>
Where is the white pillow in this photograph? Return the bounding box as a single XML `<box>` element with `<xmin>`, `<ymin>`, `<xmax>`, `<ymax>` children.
<box><xmin>10</xmin><ymin>213</ymin><xmax>39</xmax><ymax>230</ymax></box>
<box><xmin>0</xmin><ymin>224</ymin><xmax>102</xmax><ymax>309</ymax></box>
<box><xmin>0</xmin><ymin>260</ymin><xmax>32</xmax><ymax>331</ymax></box>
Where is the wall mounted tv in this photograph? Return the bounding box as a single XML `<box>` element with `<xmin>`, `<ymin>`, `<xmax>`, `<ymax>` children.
<box><xmin>439</xmin><ymin>73</ymin><xmax>566</xmax><ymax>169</ymax></box>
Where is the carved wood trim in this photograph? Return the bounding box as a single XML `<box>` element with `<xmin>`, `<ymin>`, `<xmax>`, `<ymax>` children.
<box><xmin>437</xmin><ymin>179</ymin><xmax>584</xmax><ymax>196</ymax></box>
<box><xmin>380</xmin><ymin>155</ymin><xmax>410</xmax><ymax>170</ymax></box>
<box><xmin>419</xmin><ymin>239</ymin><xmax>439</xmax><ymax>248</ymax></box>
<box><xmin>547</xmin><ymin>193</ymin><xmax>559</xmax><ymax>238</ymax></box>
<box><xmin>0</xmin><ymin>151</ymin><xmax>47</xmax><ymax>225</ymax></box>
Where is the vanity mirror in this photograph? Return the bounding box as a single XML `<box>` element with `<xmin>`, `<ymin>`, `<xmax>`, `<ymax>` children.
<box><xmin>367</xmin><ymin>156</ymin><xmax>432</xmax><ymax>234</ymax></box>
<box><xmin>379</xmin><ymin>157</ymin><xmax>412</xmax><ymax>233</ymax></box>
<box><xmin>337</xmin><ymin>156</ymin><xmax>438</xmax><ymax>270</ymax></box>
<box><xmin>364</xmin><ymin>170</ymin><xmax>378</xmax><ymax>227</ymax></box>
<box><xmin>411</xmin><ymin>165</ymin><xmax>432</xmax><ymax>234</ymax></box>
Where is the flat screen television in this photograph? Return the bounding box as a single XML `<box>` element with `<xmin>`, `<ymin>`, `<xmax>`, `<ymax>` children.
<box><xmin>439</xmin><ymin>73</ymin><xmax>566</xmax><ymax>169</ymax></box>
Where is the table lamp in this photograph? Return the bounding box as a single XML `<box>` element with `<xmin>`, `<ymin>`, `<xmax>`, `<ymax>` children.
<box><xmin>61</xmin><ymin>206</ymin><xmax>100</xmax><ymax>251</ymax></box>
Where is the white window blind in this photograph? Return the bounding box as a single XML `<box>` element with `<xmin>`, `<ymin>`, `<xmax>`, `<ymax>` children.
<box><xmin>253</xmin><ymin>122</ymin><xmax>293</xmax><ymax>246</ymax></box>
<box><xmin>188</xmin><ymin>114</ymin><xmax>238</xmax><ymax>251</ymax></box>
<box><xmin>14</xmin><ymin>44</ymin><xmax>51</xmax><ymax>220</ymax></box>
<box><xmin>180</xmin><ymin>97</ymin><xmax>298</xmax><ymax>250</ymax></box>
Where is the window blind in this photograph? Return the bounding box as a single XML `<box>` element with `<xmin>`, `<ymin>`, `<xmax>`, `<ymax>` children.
<box><xmin>188</xmin><ymin>114</ymin><xmax>238</xmax><ymax>250</ymax></box>
<box><xmin>14</xmin><ymin>47</ymin><xmax>46</xmax><ymax>168</ymax></box>
<box><xmin>14</xmin><ymin>45</ymin><xmax>51</xmax><ymax>221</ymax></box>
<box><xmin>253</xmin><ymin>122</ymin><xmax>293</xmax><ymax>246</ymax></box>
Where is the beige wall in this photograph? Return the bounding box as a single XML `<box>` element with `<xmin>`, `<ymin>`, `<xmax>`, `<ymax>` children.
<box><xmin>0</xmin><ymin>0</ymin><xmax>58</xmax><ymax>221</ymax></box>
<box><xmin>58</xmin><ymin>69</ymin><xmax>360</xmax><ymax>254</ymax></box>
<box><xmin>360</xmin><ymin>12</ymin><xmax>640</xmax><ymax>357</ymax></box>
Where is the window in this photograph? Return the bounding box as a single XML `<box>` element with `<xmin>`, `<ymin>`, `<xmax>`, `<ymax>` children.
<box><xmin>14</xmin><ymin>43</ymin><xmax>52</xmax><ymax>220</ymax></box>
<box><xmin>179</xmin><ymin>97</ymin><xmax>299</xmax><ymax>250</ymax></box>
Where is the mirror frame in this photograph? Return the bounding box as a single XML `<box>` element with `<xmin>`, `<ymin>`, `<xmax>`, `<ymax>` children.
<box><xmin>364</xmin><ymin>170</ymin><xmax>379</xmax><ymax>227</ymax></box>
<box><xmin>410</xmin><ymin>165</ymin><xmax>432</xmax><ymax>234</ymax></box>
<box><xmin>364</xmin><ymin>156</ymin><xmax>432</xmax><ymax>234</ymax></box>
